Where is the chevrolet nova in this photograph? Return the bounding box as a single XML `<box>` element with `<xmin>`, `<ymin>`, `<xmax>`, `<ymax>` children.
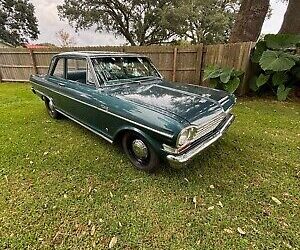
<box><xmin>30</xmin><ymin>51</ymin><xmax>236</xmax><ymax>172</ymax></box>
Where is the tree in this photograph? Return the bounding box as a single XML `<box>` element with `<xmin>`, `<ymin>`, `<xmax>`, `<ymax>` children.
<box><xmin>56</xmin><ymin>29</ymin><xmax>76</xmax><ymax>47</ymax></box>
<box><xmin>229</xmin><ymin>0</ymin><xmax>270</xmax><ymax>42</ymax></box>
<box><xmin>58</xmin><ymin>0</ymin><xmax>181</xmax><ymax>46</ymax></box>
<box><xmin>279</xmin><ymin>0</ymin><xmax>300</xmax><ymax>35</ymax></box>
<box><xmin>174</xmin><ymin>0</ymin><xmax>240</xmax><ymax>44</ymax></box>
<box><xmin>58</xmin><ymin>0</ymin><xmax>240</xmax><ymax>46</ymax></box>
<box><xmin>0</xmin><ymin>0</ymin><xmax>39</xmax><ymax>46</ymax></box>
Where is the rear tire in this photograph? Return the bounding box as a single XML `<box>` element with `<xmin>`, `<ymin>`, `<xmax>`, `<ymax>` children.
<box><xmin>45</xmin><ymin>98</ymin><xmax>60</xmax><ymax>119</ymax></box>
<box><xmin>122</xmin><ymin>132</ymin><xmax>160</xmax><ymax>172</ymax></box>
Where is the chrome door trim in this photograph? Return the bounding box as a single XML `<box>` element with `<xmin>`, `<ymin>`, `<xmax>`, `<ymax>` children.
<box><xmin>31</xmin><ymin>82</ymin><xmax>174</xmax><ymax>139</ymax></box>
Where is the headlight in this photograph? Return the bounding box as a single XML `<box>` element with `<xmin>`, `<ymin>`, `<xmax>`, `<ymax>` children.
<box><xmin>177</xmin><ymin>126</ymin><xmax>198</xmax><ymax>147</ymax></box>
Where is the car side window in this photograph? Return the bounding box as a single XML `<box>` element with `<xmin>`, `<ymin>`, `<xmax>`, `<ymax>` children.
<box><xmin>67</xmin><ymin>58</ymin><xmax>91</xmax><ymax>85</ymax></box>
<box><xmin>51</xmin><ymin>58</ymin><xmax>65</xmax><ymax>79</ymax></box>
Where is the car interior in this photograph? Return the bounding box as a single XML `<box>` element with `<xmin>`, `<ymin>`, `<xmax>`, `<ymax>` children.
<box><xmin>66</xmin><ymin>71</ymin><xmax>87</xmax><ymax>84</ymax></box>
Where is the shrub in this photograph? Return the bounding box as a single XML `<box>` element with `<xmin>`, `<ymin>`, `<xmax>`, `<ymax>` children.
<box><xmin>250</xmin><ymin>34</ymin><xmax>300</xmax><ymax>101</ymax></box>
<box><xmin>203</xmin><ymin>65</ymin><xmax>244</xmax><ymax>93</ymax></box>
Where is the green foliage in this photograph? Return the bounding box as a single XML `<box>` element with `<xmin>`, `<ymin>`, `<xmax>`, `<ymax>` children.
<box><xmin>249</xmin><ymin>76</ymin><xmax>259</xmax><ymax>92</ymax></box>
<box><xmin>259</xmin><ymin>50</ymin><xmax>297</xmax><ymax>71</ymax></box>
<box><xmin>277</xmin><ymin>84</ymin><xmax>292</xmax><ymax>101</ymax></box>
<box><xmin>256</xmin><ymin>73</ymin><xmax>270</xmax><ymax>88</ymax></box>
<box><xmin>272</xmin><ymin>72</ymin><xmax>289</xmax><ymax>86</ymax></box>
<box><xmin>251</xmin><ymin>41</ymin><xmax>267</xmax><ymax>63</ymax></box>
<box><xmin>0</xmin><ymin>0</ymin><xmax>39</xmax><ymax>46</ymax></box>
<box><xmin>58</xmin><ymin>0</ymin><xmax>240</xmax><ymax>46</ymax></box>
<box><xmin>264</xmin><ymin>34</ymin><xmax>300</xmax><ymax>50</ymax></box>
<box><xmin>204</xmin><ymin>65</ymin><xmax>244</xmax><ymax>93</ymax></box>
<box><xmin>250</xmin><ymin>34</ymin><xmax>300</xmax><ymax>101</ymax></box>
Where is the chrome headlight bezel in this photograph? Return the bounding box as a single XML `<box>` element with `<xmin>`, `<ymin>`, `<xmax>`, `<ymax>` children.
<box><xmin>176</xmin><ymin>126</ymin><xmax>198</xmax><ymax>148</ymax></box>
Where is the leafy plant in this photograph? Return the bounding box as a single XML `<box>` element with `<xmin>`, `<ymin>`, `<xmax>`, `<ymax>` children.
<box><xmin>250</xmin><ymin>34</ymin><xmax>300</xmax><ymax>101</ymax></box>
<box><xmin>204</xmin><ymin>65</ymin><xmax>244</xmax><ymax>93</ymax></box>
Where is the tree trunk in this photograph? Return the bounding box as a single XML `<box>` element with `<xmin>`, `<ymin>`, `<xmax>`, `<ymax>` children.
<box><xmin>279</xmin><ymin>0</ymin><xmax>300</xmax><ymax>34</ymax></box>
<box><xmin>229</xmin><ymin>0</ymin><xmax>270</xmax><ymax>43</ymax></box>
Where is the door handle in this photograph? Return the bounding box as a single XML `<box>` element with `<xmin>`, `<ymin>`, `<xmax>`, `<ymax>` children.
<box><xmin>58</xmin><ymin>82</ymin><xmax>65</xmax><ymax>87</ymax></box>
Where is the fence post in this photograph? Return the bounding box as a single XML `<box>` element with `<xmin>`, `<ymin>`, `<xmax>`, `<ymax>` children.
<box><xmin>28</xmin><ymin>49</ymin><xmax>38</xmax><ymax>74</ymax></box>
<box><xmin>172</xmin><ymin>47</ymin><xmax>178</xmax><ymax>82</ymax></box>
<box><xmin>238</xmin><ymin>42</ymin><xmax>256</xmax><ymax>95</ymax></box>
<box><xmin>0</xmin><ymin>66</ymin><xmax>2</xmax><ymax>83</ymax></box>
<box><xmin>200</xmin><ymin>46</ymin><xmax>208</xmax><ymax>86</ymax></box>
<box><xmin>195</xmin><ymin>44</ymin><xmax>203</xmax><ymax>85</ymax></box>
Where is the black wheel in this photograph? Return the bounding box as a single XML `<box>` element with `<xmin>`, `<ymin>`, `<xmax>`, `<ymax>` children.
<box><xmin>122</xmin><ymin>132</ymin><xmax>160</xmax><ymax>172</ymax></box>
<box><xmin>45</xmin><ymin>98</ymin><xmax>60</xmax><ymax>119</ymax></box>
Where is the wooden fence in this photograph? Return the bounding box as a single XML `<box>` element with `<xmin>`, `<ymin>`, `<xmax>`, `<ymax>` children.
<box><xmin>0</xmin><ymin>42</ymin><xmax>255</xmax><ymax>95</ymax></box>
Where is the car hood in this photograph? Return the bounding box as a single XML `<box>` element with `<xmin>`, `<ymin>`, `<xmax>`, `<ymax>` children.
<box><xmin>107</xmin><ymin>80</ymin><xmax>233</xmax><ymax>124</ymax></box>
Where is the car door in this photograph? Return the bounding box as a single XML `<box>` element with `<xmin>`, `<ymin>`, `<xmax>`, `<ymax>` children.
<box><xmin>46</xmin><ymin>57</ymin><xmax>69</xmax><ymax>110</ymax></box>
<box><xmin>58</xmin><ymin>57</ymin><xmax>111</xmax><ymax>138</ymax></box>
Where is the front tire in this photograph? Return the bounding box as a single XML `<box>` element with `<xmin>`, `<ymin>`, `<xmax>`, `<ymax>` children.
<box><xmin>122</xmin><ymin>132</ymin><xmax>160</xmax><ymax>172</ymax></box>
<box><xmin>45</xmin><ymin>98</ymin><xmax>60</xmax><ymax>119</ymax></box>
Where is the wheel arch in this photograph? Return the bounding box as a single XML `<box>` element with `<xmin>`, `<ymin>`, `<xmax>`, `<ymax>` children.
<box><xmin>113</xmin><ymin>126</ymin><xmax>163</xmax><ymax>155</ymax></box>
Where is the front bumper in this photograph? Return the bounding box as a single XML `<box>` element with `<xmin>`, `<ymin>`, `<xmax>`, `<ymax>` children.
<box><xmin>167</xmin><ymin>114</ymin><xmax>235</xmax><ymax>167</ymax></box>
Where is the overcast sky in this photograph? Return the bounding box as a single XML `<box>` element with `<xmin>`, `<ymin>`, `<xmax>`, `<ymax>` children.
<box><xmin>30</xmin><ymin>0</ymin><xmax>288</xmax><ymax>46</ymax></box>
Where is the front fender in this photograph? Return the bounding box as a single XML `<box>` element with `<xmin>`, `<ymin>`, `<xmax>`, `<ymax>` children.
<box><xmin>113</xmin><ymin>126</ymin><xmax>164</xmax><ymax>156</ymax></box>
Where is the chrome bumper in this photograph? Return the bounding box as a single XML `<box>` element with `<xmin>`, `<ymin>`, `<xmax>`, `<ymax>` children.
<box><xmin>167</xmin><ymin>114</ymin><xmax>235</xmax><ymax>167</ymax></box>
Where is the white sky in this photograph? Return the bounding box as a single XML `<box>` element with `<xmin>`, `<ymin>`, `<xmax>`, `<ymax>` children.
<box><xmin>30</xmin><ymin>0</ymin><xmax>288</xmax><ymax>46</ymax></box>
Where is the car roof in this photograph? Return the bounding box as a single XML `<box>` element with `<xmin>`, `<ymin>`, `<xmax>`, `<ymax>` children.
<box><xmin>57</xmin><ymin>51</ymin><xmax>145</xmax><ymax>58</ymax></box>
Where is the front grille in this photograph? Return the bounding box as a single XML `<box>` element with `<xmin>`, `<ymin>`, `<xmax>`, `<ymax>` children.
<box><xmin>194</xmin><ymin>113</ymin><xmax>226</xmax><ymax>140</ymax></box>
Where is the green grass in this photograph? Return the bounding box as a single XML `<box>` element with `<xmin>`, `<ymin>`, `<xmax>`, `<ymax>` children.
<box><xmin>0</xmin><ymin>83</ymin><xmax>299</xmax><ymax>249</ymax></box>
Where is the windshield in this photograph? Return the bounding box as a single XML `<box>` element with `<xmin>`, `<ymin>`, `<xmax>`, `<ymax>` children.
<box><xmin>91</xmin><ymin>57</ymin><xmax>160</xmax><ymax>84</ymax></box>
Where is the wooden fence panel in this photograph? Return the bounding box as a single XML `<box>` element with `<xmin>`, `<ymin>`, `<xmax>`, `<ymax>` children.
<box><xmin>0</xmin><ymin>43</ymin><xmax>254</xmax><ymax>95</ymax></box>
<box><xmin>0</xmin><ymin>48</ymin><xmax>33</xmax><ymax>81</ymax></box>
<box><xmin>202</xmin><ymin>42</ymin><xmax>255</xmax><ymax>95</ymax></box>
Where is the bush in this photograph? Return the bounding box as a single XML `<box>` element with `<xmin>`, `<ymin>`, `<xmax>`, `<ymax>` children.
<box><xmin>250</xmin><ymin>34</ymin><xmax>300</xmax><ymax>101</ymax></box>
<box><xmin>203</xmin><ymin>65</ymin><xmax>244</xmax><ymax>93</ymax></box>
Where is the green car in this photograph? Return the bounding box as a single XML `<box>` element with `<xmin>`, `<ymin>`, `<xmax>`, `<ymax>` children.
<box><xmin>30</xmin><ymin>51</ymin><xmax>236</xmax><ymax>172</ymax></box>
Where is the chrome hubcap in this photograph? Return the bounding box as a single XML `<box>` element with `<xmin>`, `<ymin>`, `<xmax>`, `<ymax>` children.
<box><xmin>48</xmin><ymin>100</ymin><xmax>55</xmax><ymax>112</ymax></box>
<box><xmin>132</xmin><ymin>139</ymin><xmax>148</xmax><ymax>159</ymax></box>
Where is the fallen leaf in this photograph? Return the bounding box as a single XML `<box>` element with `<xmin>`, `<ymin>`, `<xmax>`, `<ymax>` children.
<box><xmin>271</xmin><ymin>196</ymin><xmax>282</xmax><ymax>205</ymax></box>
<box><xmin>237</xmin><ymin>227</ymin><xmax>246</xmax><ymax>235</ymax></box>
<box><xmin>209</xmin><ymin>185</ymin><xmax>215</xmax><ymax>189</ymax></box>
<box><xmin>193</xmin><ymin>196</ymin><xmax>197</xmax><ymax>208</ymax></box>
<box><xmin>208</xmin><ymin>206</ymin><xmax>214</xmax><ymax>211</ymax></box>
<box><xmin>109</xmin><ymin>236</ymin><xmax>117</xmax><ymax>248</ymax></box>
<box><xmin>217</xmin><ymin>201</ymin><xmax>223</xmax><ymax>208</ymax></box>
<box><xmin>91</xmin><ymin>225</ymin><xmax>96</xmax><ymax>236</ymax></box>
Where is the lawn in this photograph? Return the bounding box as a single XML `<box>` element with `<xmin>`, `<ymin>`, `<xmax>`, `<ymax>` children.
<box><xmin>0</xmin><ymin>83</ymin><xmax>299</xmax><ymax>249</ymax></box>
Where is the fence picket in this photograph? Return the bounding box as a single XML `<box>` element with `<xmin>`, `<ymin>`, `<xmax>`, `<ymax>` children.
<box><xmin>0</xmin><ymin>43</ymin><xmax>254</xmax><ymax>95</ymax></box>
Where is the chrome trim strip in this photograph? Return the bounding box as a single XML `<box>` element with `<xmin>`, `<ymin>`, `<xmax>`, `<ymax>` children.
<box><xmin>31</xmin><ymin>83</ymin><xmax>174</xmax><ymax>139</ymax></box>
<box><xmin>32</xmin><ymin>87</ymin><xmax>113</xmax><ymax>143</ymax></box>
<box><xmin>34</xmin><ymin>88</ymin><xmax>49</xmax><ymax>99</ymax></box>
<box><xmin>56</xmin><ymin>109</ymin><xmax>114</xmax><ymax>143</ymax></box>
<box><xmin>219</xmin><ymin>96</ymin><xmax>229</xmax><ymax>104</ymax></box>
<box><xmin>167</xmin><ymin>114</ymin><xmax>235</xmax><ymax>164</ymax></box>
